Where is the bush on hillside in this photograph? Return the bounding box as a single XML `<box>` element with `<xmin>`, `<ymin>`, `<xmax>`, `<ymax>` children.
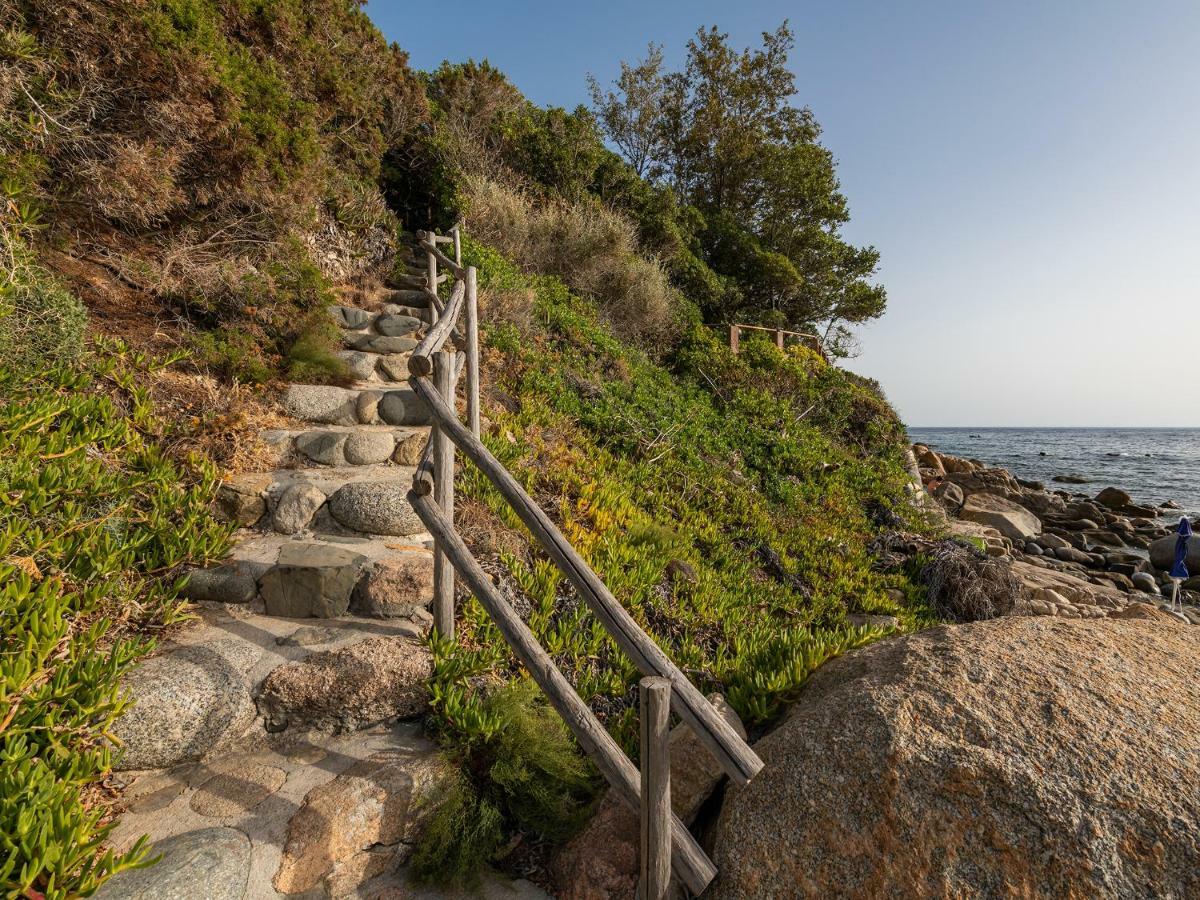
<box><xmin>412</xmin><ymin>678</ymin><xmax>597</xmax><ymax>887</ymax></box>
<box><xmin>466</xmin><ymin>177</ymin><xmax>681</xmax><ymax>345</ymax></box>
<box><xmin>1</xmin><ymin>0</ymin><xmax>428</xmax><ymax>377</ymax></box>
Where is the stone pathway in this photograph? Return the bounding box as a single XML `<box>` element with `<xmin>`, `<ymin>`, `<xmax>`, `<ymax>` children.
<box><xmin>99</xmin><ymin>242</ymin><xmax>549</xmax><ymax>898</ymax></box>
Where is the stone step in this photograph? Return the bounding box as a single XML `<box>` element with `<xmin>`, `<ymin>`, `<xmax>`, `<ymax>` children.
<box><xmin>259</xmin><ymin>425</ymin><xmax>426</xmax><ymax>469</ymax></box>
<box><xmin>217</xmin><ymin>463</ymin><xmax>427</xmax><ymax>531</ymax></box>
<box><xmin>184</xmin><ymin>524</ymin><xmax>436</xmax><ymax>621</ymax></box>
<box><xmin>336</xmin><ymin>348</ymin><xmax>411</xmax><ymax>383</ymax></box>
<box><xmin>283</xmin><ymin>383</ymin><xmax>430</xmax><ymax>426</ymax></box>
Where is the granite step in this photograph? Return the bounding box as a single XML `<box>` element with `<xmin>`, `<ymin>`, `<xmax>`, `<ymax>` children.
<box><xmin>282</xmin><ymin>383</ymin><xmax>430</xmax><ymax>426</ymax></box>
<box><xmin>259</xmin><ymin>425</ymin><xmax>427</xmax><ymax>469</ymax></box>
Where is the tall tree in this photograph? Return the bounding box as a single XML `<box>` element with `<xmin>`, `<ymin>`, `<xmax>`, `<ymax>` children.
<box><xmin>591</xmin><ymin>23</ymin><xmax>888</xmax><ymax>355</ymax></box>
<box><xmin>586</xmin><ymin>44</ymin><xmax>666</xmax><ymax>178</ymax></box>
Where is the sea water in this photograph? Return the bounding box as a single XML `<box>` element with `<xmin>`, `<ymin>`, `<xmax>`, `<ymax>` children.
<box><xmin>908</xmin><ymin>428</ymin><xmax>1200</xmax><ymax>518</ymax></box>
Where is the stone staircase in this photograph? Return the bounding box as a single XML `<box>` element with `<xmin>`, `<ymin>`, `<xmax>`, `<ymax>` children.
<box><xmin>97</xmin><ymin>240</ymin><xmax>549</xmax><ymax>899</ymax></box>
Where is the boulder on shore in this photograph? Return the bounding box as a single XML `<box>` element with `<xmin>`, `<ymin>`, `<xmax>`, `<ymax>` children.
<box><xmin>1094</xmin><ymin>486</ymin><xmax>1133</xmax><ymax>509</ymax></box>
<box><xmin>958</xmin><ymin>491</ymin><xmax>1041</xmax><ymax>541</ymax></box>
<box><xmin>1149</xmin><ymin>534</ymin><xmax>1200</xmax><ymax>572</ymax></box>
<box><xmin>708</xmin><ymin>617</ymin><xmax>1200</xmax><ymax>899</ymax></box>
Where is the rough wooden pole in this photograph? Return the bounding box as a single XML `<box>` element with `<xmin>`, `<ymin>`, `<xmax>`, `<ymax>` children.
<box><xmin>774</xmin><ymin>328</ymin><xmax>784</xmax><ymax>350</ymax></box>
<box><xmin>729</xmin><ymin>324</ymin><xmax>739</xmax><ymax>354</ymax></box>
<box><xmin>431</xmin><ymin>350</ymin><xmax>455</xmax><ymax>638</ymax></box>
<box><xmin>639</xmin><ymin>677</ymin><xmax>672</xmax><ymax>900</ymax></box>
<box><xmin>452</xmin><ymin>225</ymin><xmax>462</xmax><ymax>266</ymax></box>
<box><xmin>406</xmin><ymin>491</ymin><xmax>717</xmax><ymax>895</ymax></box>
<box><xmin>465</xmin><ymin>266</ymin><xmax>481</xmax><ymax>437</ymax></box>
<box><xmin>426</xmin><ymin>232</ymin><xmax>439</xmax><ymax>325</ymax></box>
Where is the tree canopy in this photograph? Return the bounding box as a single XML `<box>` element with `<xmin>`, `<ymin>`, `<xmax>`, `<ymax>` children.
<box><xmin>589</xmin><ymin>23</ymin><xmax>887</xmax><ymax>354</ymax></box>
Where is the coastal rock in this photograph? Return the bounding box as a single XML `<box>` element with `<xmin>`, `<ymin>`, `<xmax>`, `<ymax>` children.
<box><xmin>959</xmin><ymin>492</ymin><xmax>1041</xmax><ymax>541</ymax></box>
<box><xmin>1095</xmin><ymin>486</ymin><xmax>1133</xmax><ymax>509</ymax></box>
<box><xmin>256</xmin><ymin>636</ymin><xmax>431</xmax><ymax>733</ymax></box>
<box><xmin>1149</xmin><ymin>535</ymin><xmax>1200</xmax><ymax>572</ymax></box>
<box><xmin>1052</xmin><ymin>473</ymin><xmax>1090</xmax><ymax>484</ymax></box>
<box><xmin>707</xmin><ymin>618</ymin><xmax>1200</xmax><ymax>900</ymax></box>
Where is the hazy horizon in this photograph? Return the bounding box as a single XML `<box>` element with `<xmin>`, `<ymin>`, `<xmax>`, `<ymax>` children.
<box><xmin>367</xmin><ymin>0</ymin><xmax>1200</xmax><ymax>428</ymax></box>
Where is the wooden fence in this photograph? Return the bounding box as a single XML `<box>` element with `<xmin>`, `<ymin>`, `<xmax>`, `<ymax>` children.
<box><xmin>728</xmin><ymin>322</ymin><xmax>827</xmax><ymax>360</ymax></box>
<box><xmin>406</xmin><ymin>228</ymin><xmax>764</xmax><ymax>897</ymax></box>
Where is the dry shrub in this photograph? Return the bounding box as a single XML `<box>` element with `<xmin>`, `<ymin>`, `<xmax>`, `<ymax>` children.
<box><xmin>920</xmin><ymin>542</ymin><xmax>1021</xmax><ymax>622</ymax></box>
<box><xmin>465</xmin><ymin>176</ymin><xmax>678</xmax><ymax>345</ymax></box>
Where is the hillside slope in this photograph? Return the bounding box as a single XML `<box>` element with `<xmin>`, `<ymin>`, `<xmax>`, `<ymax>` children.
<box><xmin>1</xmin><ymin>4</ymin><xmax>930</xmax><ymax>896</ymax></box>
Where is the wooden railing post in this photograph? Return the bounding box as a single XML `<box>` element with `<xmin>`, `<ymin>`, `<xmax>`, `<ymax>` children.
<box><xmin>452</xmin><ymin>224</ymin><xmax>462</xmax><ymax>267</ymax></box>
<box><xmin>774</xmin><ymin>328</ymin><xmax>784</xmax><ymax>350</ymax></box>
<box><xmin>465</xmin><ymin>266</ymin><xmax>480</xmax><ymax>437</ymax></box>
<box><xmin>728</xmin><ymin>324</ymin><xmax>739</xmax><ymax>354</ymax></box>
<box><xmin>639</xmin><ymin>677</ymin><xmax>672</xmax><ymax>900</ymax></box>
<box><xmin>426</xmin><ymin>232</ymin><xmax>440</xmax><ymax>325</ymax></box>
<box><xmin>432</xmin><ymin>349</ymin><xmax>456</xmax><ymax>638</ymax></box>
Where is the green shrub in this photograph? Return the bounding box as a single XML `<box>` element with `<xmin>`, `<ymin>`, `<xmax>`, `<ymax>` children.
<box><xmin>0</xmin><ymin>264</ymin><xmax>87</xmax><ymax>374</ymax></box>
<box><xmin>0</xmin><ymin>341</ymin><xmax>233</xmax><ymax>899</ymax></box>
<box><xmin>188</xmin><ymin>327</ymin><xmax>274</xmax><ymax>384</ymax></box>
<box><xmin>413</xmin><ymin>679</ymin><xmax>598</xmax><ymax>887</ymax></box>
<box><xmin>285</xmin><ymin>314</ymin><xmax>351</xmax><ymax>384</ymax></box>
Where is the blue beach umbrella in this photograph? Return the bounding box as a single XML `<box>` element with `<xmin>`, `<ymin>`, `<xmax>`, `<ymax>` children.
<box><xmin>1170</xmin><ymin>517</ymin><xmax>1192</xmax><ymax>579</ymax></box>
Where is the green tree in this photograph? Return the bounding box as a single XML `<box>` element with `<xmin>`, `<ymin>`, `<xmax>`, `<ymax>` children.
<box><xmin>592</xmin><ymin>22</ymin><xmax>887</xmax><ymax>355</ymax></box>
<box><xmin>586</xmin><ymin>43</ymin><xmax>666</xmax><ymax>178</ymax></box>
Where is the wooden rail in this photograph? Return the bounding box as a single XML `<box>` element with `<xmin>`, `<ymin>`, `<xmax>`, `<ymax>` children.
<box><xmin>406</xmin><ymin>228</ymin><xmax>764</xmax><ymax>897</ymax></box>
<box><xmin>729</xmin><ymin>322</ymin><xmax>827</xmax><ymax>359</ymax></box>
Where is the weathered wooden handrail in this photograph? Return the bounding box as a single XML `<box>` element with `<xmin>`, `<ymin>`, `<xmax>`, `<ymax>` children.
<box><xmin>408</xmin><ymin>490</ymin><xmax>717</xmax><ymax>895</ymax></box>
<box><xmin>416</xmin><ymin>232</ymin><xmax>465</xmax><ymax>279</ymax></box>
<box><xmin>728</xmin><ymin>322</ymin><xmax>826</xmax><ymax>358</ymax></box>
<box><xmin>409</xmin><ymin>280</ymin><xmax>465</xmax><ymax>376</ymax></box>
<box><xmin>409</xmin><ymin>228</ymin><xmax>765</xmax><ymax>896</ymax></box>
<box><xmin>409</xmin><ymin>373</ymin><xmax>764</xmax><ymax>787</ymax></box>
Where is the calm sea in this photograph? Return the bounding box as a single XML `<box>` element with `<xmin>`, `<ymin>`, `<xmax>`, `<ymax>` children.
<box><xmin>908</xmin><ymin>428</ymin><xmax>1200</xmax><ymax>518</ymax></box>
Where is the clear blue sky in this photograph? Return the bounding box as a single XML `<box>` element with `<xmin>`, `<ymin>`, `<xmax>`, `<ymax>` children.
<box><xmin>365</xmin><ymin>1</ymin><xmax>1200</xmax><ymax>427</ymax></box>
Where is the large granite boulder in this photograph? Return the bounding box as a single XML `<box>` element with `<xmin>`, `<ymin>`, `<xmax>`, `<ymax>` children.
<box><xmin>959</xmin><ymin>491</ymin><xmax>1041</xmax><ymax>541</ymax></box>
<box><xmin>256</xmin><ymin>635</ymin><xmax>431</xmax><ymax>733</ymax></box>
<box><xmin>110</xmin><ymin>644</ymin><xmax>257</xmax><ymax>771</ymax></box>
<box><xmin>1150</xmin><ymin>534</ymin><xmax>1200</xmax><ymax>572</ymax></box>
<box><xmin>708</xmin><ymin>618</ymin><xmax>1200</xmax><ymax>899</ymax></box>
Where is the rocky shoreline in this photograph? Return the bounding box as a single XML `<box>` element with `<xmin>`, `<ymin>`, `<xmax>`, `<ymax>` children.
<box><xmin>910</xmin><ymin>442</ymin><xmax>1200</xmax><ymax>623</ymax></box>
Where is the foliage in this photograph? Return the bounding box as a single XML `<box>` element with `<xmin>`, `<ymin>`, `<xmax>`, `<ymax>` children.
<box><xmin>419</xmin><ymin>239</ymin><xmax>928</xmax><ymax>882</ymax></box>
<box><xmin>1</xmin><ymin>0</ymin><xmax>428</xmax><ymax>378</ymax></box>
<box><xmin>465</xmin><ymin>177</ymin><xmax>684</xmax><ymax>346</ymax></box>
<box><xmin>413</xmin><ymin>679</ymin><xmax>597</xmax><ymax>887</ymax></box>
<box><xmin>589</xmin><ymin>23</ymin><xmax>887</xmax><ymax>350</ymax></box>
<box><xmin>284</xmin><ymin>313</ymin><xmax>351</xmax><ymax>384</ymax></box>
<box><xmin>0</xmin><ymin>341</ymin><xmax>234</xmax><ymax>900</ymax></box>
